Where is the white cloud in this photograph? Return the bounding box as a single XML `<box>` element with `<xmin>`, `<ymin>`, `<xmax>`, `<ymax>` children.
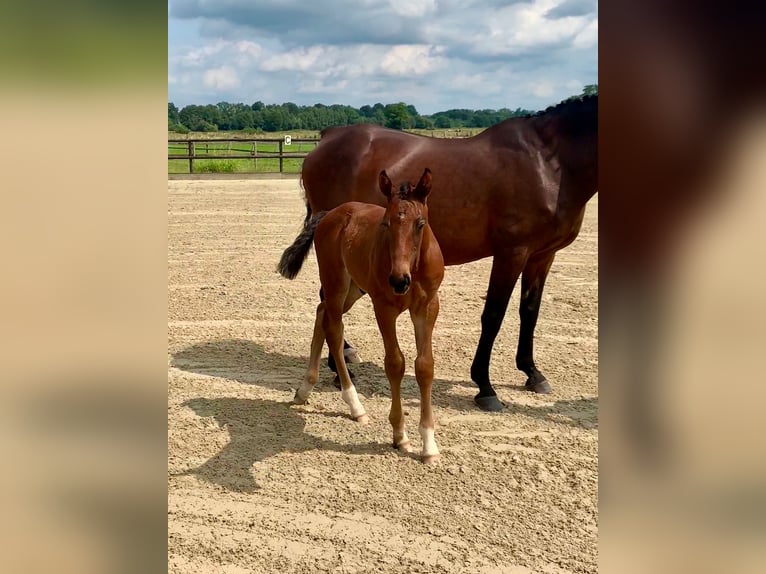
<box><xmin>181</xmin><ymin>40</ymin><xmax>230</xmax><ymax>67</ymax></box>
<box><xmin>203</xmin><ymin>66</ymin><xmax>240</xmax><ymax>90</ymax></box>
<box><xmin>468</xmin><ymin>0</ymin><xmax>594</xmax><ymax>56</ymax></box>
<box><xmin>572</xmin><ymin>18</ymin><xmax>597</xmax><ymax>49</ymax></box>
<box><xmin>387</xmin><ymin>0</ymin><xmax>436</xmax><ymax>18</ymax></box>
<box><xmin>297</xmin><ymin>78</ymin><xmax>349</xmax><ymax>94</ymax></box>
<box><xmin>235</xmin><ymin>40</ymin><xmax>262</xmax><ymax>64</ymax></box>
<box><xmin>381</xmin><ymin>45</ymin><xmax>446</xmax><ymax>76</ymax></box>
<box><xmin>530</xmin><ymin>80</ymin><xmax>555</xmax><ymax>98</ymax></box>
<box><xmin>261</xmin><ymin>46</ymin><xmax>325</xmax><ymax>72</ymax></box>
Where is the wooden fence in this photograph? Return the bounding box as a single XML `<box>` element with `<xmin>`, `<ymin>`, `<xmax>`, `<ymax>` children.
<box><xmin>168</xmin><ymin>137</ymin><xmax>320</xmax><ymax>174</ymax></box>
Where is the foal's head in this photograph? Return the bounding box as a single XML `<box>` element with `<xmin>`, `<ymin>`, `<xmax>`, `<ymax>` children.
<box><xmin>378</xmin><ymin>168</ymin><xmax>432</xmax><ymax>295</ymax></box>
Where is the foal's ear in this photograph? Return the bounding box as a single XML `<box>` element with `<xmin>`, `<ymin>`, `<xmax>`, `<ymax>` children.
<box><xmin>413</xmin><ymin>168</ymin><xmax>432</xmax><ymax>202</ymax></box>
<box><xmin>379</xmin><ymin>170</ymin><xmax>393</xmax><ymax>198</ymax></box>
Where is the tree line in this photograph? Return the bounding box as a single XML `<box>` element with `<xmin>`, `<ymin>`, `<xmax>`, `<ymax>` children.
<box><xmin>169</xmin><ymin>85</ymin><xmax>596</xmax><ymax>133</ymax></box>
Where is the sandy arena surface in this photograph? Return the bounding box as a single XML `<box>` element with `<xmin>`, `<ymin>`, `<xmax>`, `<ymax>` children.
<box><xmin>168</xmin><ymin>179</ymin><xmax>598</xmax><ymax>573</ymax></box>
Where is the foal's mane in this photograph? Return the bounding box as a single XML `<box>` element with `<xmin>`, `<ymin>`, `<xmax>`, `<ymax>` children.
<box><xmin>394</xmin><ymin>182</ymin><xmax>417</xmax><ymax>200</ymax></box>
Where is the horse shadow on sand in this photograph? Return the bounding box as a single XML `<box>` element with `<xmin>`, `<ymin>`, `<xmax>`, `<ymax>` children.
<box><xmin>172</xmin><ymin>337</ymin><xmax>597</xmax><ymax>432</ymax></box>
<box><xmin>171</xmin><ymin>338</ymin><xmax>597</xmax><ymax>418</ymax></box>
<box><xmin>176</xmin><ymin>396</ymin><xmax>397</xmax><ymax>492</ymax></box>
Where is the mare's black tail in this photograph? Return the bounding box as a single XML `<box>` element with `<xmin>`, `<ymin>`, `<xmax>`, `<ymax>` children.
<box><xmin>277</xmin><ymin>207</ymin><xmax>327</xmax><ymax>279</ymax></box>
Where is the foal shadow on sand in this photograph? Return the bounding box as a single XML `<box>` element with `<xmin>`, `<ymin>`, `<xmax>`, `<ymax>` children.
<box><xmin>175</xmin><ymin>396</ymin><xmax>394</xmax><ymax>493</ymax></box>
<box><xmin>171</xmin><ymin>340</ymin><xmax>597</xmax><ymax>491</ymax></box>
<box><xmin>171</xmin><ymin>339</ymin><xmax>597</xmax><ymax>419</ymax></box>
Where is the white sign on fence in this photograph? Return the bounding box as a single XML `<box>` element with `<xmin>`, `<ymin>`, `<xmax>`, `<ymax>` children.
<box><xmin>284</xmin><ymin>135</ymin><xmax>292</xmax><ymax>146</ymax></box>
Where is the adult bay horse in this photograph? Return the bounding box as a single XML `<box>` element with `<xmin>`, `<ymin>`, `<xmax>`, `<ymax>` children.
<box><xmin>280</xmin><ymin>169</ymin><xmax>445</xmax><ymax>463</ymax></box>
<box><xmin>289</xmin><ymin>95</ymin><xmax>597</xmax><ymax>412</ymax></box>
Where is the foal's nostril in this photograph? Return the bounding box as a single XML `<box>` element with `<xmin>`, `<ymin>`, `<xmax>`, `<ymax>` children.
<box><xmin>389</xmin><ymin>274</ymin><xmax>411</xmax><ymax>293</ymax></box>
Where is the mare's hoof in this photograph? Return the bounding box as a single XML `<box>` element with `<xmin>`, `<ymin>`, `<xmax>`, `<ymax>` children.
<box><xmin>344</xmin><ymin>347</ymin><xmax>361</xmax><ymax>364</ymax></box>
<box><xmin>525</xmin><ymin>378</ymin><xmax>552</xmax><ymax>394</ymax></box>
<box><xmin>422</xmin><ymin>453</ymin><xmax>441</xmax><ymax>465</ymax></box>
<box><xmin>474</xmin><ymin>394</ymin><xmax>505</xmax><ymax>412</ymax></box>
<box><xmin>354</xmin><ymin>413</ymin><xmax>370</xmax><ymax>424</ymax></box>
<box><xmin>394</xmin><ymin>440</ymin><xmax>413</xmax><ymax>453</ymax></box>
<box><xmin>333</xmin><ymin>371</ymin><xmax>356</xmax><ymax>389</ymax></box>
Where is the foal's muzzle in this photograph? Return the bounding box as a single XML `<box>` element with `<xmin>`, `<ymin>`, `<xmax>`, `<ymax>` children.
<box><xmin>389</xmin><ymin>273</ymin><xmax>411</xmax><ymax>294</ymax></box>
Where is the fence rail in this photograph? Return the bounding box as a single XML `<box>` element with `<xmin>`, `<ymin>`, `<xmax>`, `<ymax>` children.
<box><xmin>168</xmin><ymin>137</ymin><xmax>320</xmax><ymax>174</ymax></box>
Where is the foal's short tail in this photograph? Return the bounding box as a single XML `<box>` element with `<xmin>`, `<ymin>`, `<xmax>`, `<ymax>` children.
<box><xmin>277</xmin><ymin>207</ymin><xmax>327</xmax><ymax>279</ymax></box>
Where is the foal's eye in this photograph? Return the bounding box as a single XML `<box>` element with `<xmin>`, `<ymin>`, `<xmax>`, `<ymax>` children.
<box><xmin>381</xmin><ymin>220</ymin><xmax>390</xmax><ymax>228</ymax></box>
<box><xmin>416</xmin><ymin>218</ymin><xmax>426</xmax><ymax>230</ymax></box>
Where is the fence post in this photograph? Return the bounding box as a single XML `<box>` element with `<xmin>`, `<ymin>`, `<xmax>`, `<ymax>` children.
<box><xmin>279</xmin><ymin>140</ymin><xmax>284</xmax><ymax>173</ymax></box>
<box><xmin>187</xmin><ymin>140</ymin><xmax>194</xmax><ymax>174</ymax></box>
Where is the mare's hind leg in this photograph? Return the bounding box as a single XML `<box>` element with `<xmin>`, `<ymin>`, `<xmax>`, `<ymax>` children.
<box><xmin>516</xmin><ymin>252</ymin><xmax>556</xmax><ymax>394</ymax></box>
<box><xmin>323</xmin><ymin>281</ymin><xmax>369</xmax><ymax>423</ymax></box>
<box><xmin>322</xmin><ymin>287</ymin><xmax>364</xmax><ymax>381</ymax></box>
<box><xmin>411</xmin><ymin>296</ymin><xmax>441</xmax><ymax>463</ymax></box>
<box><xmin>470</xmin><ymin>251</ymin><xmax>527</xmax><ymax>412</ymax></box>
<box><xmin>373</xmin><ymin>301</ymin><xmax>410</xmax><ymax>453</ymax></box>
<box><xmin>294</xmin><ymin>301</ymin><xmax>326</xmax><ymax>404</ymax></box>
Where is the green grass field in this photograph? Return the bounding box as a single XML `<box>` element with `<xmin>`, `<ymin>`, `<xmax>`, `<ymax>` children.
<box><xmin>168</xmin><ymin>139</ymin><xmax>318</xmax><ymax>174</ymax></box>
<box><xmin>168</xmin><ymin>128</ymin><xmax>486</xmax><ymax>174</ymax></box>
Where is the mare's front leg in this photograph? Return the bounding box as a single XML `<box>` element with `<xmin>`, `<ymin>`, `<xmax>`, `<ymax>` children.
<box><xmin>323</xmin><ymin>287</ymin><xmax>369</xmax><ymax>423</ymax></box>
<box><xmin>294</xmin><ymin>301</ymin><xmax>326</xmax><ymax>404</ymax></box>
<box><xmin>470</xmin><ymin>251</ymin><xmax>526</xmax><ymax>411</ymax></box>
<box><xmin>373</xmin><ymin>301</ymin><xmax>410</xmax><ymax>453</ymax></box>
<box><xmin>516</xmin><ymin>252</ymin><xmax>556</xmax><ymax>394</ymax></box>
<box><xmin>411</xmin><ymin>295</ymin><xmax>441</xmax><ymax>464</ymax></box>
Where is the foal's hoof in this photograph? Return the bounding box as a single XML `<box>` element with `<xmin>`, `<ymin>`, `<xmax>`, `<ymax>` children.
<box><xmin>354</xmin><ymin>413</ymin><xmax>370</xmax><ymax>424</ymax></box>
<box><xmin>525</xmin><ymin>378</ymin><xmax>552</xmax><ymax>394</ymax></box>
<box><xmin>421</xmin><ymin>453</ymin><xmax>441</xmax><ymax>465</ymax></box>
<box><xmin>344</xmin><ymin>347</ymin><xmax>361</xmax><ymax>364</ymax></box>
<box><xmin>292</xmin><ymin>392</ymin><xmax>308</xmax><ymax>405</ymax></box>
<box><xmin>474</xmin><ymin>394</ymin><xmax>505</xmax><ymax>412</ymax></box>
<box><xmin>394</xmin><ymin>440</ymin><xmax>413</xmax><ymax>453</ymax></box>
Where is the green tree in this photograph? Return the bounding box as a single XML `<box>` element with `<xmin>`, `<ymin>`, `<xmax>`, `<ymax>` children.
<box><xmin>384</xmin><ymin>102</ymin><xmax>411</xmax><ymax>130</ymax></box>
<box><xmin>168</xmin><ymin>102</ymin><xmax>180</xmax><ymax>124</ymax></box>
<box><xmin>582</xmin><ymin>84</ymin><xmax>598</xmax><ymax>96</ymax></box>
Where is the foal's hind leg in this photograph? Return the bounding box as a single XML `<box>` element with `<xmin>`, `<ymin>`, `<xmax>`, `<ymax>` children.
<box><xmin>294</xmin><ymin>302</ymin><xmax>326</xmax><ymax>404</ymax></box>
<box><xmin>516</xmin><ymin>252</ymin><xmax>556</xmax><ymax>394</ymax></box>
<box><xmin>323</xmin><ymin>283</ymin><xmax>369</xmax><ymax>423</ymax></box>
<box><xmin>411</xmin><ymin>296</ymin><xmax>441</xmax><ymax>463</ymax></box>
<box><xmin>373</xmin><ymin>301</ymin><xmax>410</xmax><ymax>453</ymax></box>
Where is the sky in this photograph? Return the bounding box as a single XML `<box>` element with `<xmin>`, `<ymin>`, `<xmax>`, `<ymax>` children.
<box><xmin>168</xmin><ymin>0</ymin><xmax>597</xmax><ymax>115</ymax></box>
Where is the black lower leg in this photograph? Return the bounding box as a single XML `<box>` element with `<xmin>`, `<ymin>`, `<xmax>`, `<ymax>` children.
<box><xmin>516</xmin><ymin>257</ymin><xmax>554</xmax><ymax>394</ymax></box>
<box><xmin>327</xmin><ymin>340</ymin><xmax>353</xmax><ymax>373</ymax></box>
<box><xmin>470</xmin><ymin>258</ymin><xmax>522</xmax><ymax>411</ymax></box>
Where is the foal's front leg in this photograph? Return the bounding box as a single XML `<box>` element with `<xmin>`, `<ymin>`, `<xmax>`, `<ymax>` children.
<box><xmin>373</xmin><ymin>302</ymin><xmax>410</xmax><ymax>453</ymax></box>
<box><xmin>411</xmin><ymin>296</ymin><xmax>441</xmax><ymax>464</ymax></box>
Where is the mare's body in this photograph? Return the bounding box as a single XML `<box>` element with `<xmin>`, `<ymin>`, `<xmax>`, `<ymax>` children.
<box><xmin>293</xmin><ymin>96</ymin><xmax>597</xmax><ymax>410</ymax></box>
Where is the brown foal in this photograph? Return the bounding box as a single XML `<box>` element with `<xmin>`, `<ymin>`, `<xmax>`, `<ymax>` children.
<box><xmin>279</xmin><ymin>168</ymin><xmax>444</xmax><ymax>463</ymax></box>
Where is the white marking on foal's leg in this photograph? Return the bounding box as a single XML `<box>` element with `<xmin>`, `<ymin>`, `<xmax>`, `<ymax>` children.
<box><xmin>293</xmin><ymin>379</ymin><xmax>314</xmax><ymax>404</ymax></box>
<box><xmin>341</xmin><ymin>386</ymin><xmax>368</xmax><ymax>423</ymax></box>
<box><xmin>419</xmin><ymin>426</ymin><xmax>440</xmax><ymax>464</ymax></box>
<box><xmin>393</xmin><ymin>430</ymin><xmax>412</xmax><ymax>453</ymax></box>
